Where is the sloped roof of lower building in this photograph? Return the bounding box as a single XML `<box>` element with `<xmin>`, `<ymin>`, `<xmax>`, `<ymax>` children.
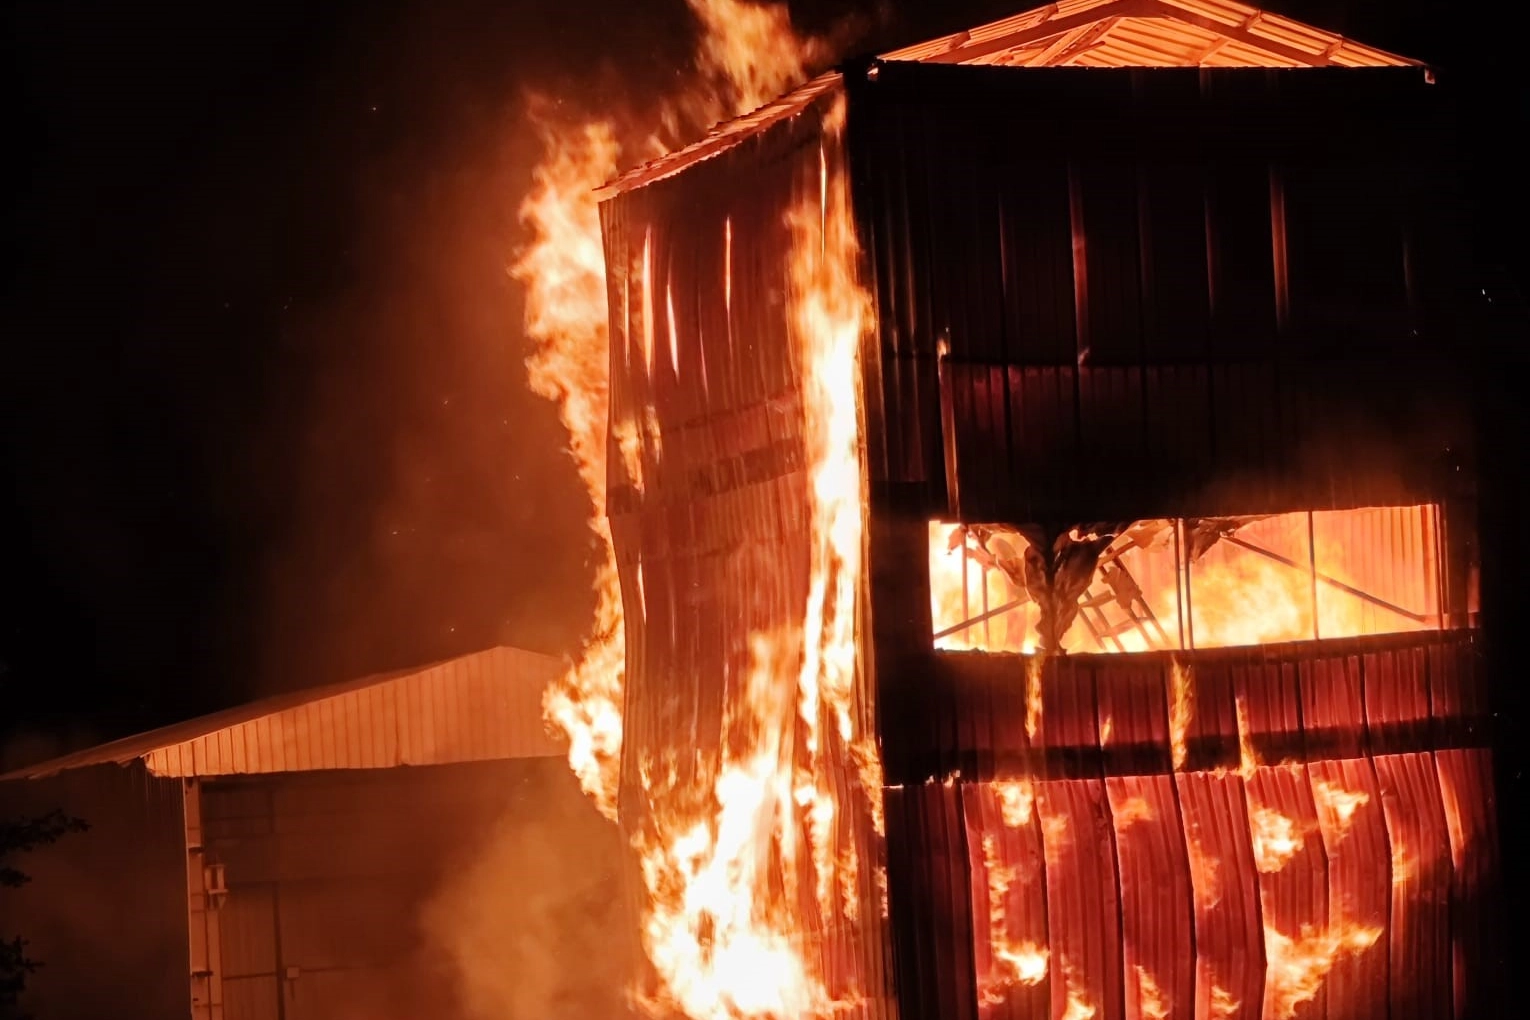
<box><xmin>1</xmin><ymin>645</ymin><xmax>564</xmax><ymax>781</ymax></box>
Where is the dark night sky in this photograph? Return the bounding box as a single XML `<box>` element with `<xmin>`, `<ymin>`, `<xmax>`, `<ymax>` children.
<box><xmin>2</xmin><ymin>0</ymin><xmax>1524</xmax><ymax>765</ymax></box>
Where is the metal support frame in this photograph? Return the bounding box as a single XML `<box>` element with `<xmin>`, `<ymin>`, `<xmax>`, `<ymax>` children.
<box><xmin>184</xmin><ymin>777</ymin><xmax>224</xmax><ymax>1020</ymax></box>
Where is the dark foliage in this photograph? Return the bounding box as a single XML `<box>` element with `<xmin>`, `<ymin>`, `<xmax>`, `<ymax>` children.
<box><xmin>1</xmin><ymin>812</ymin><xmax>88</xmax><ymax>1019</ymax></box>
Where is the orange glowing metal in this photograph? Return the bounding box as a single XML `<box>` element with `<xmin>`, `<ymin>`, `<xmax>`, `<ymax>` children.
<box><xmin>1113</xmin><ymin>796</ymin><xmax>1156</xmax><ymax>829</ymax></box>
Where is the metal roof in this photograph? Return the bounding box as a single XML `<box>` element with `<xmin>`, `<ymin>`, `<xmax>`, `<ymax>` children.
<box><xmin>1</xmin><ymin>646</ymin><xmax>564</xmax><ymax>781</ymax></box>
<box><xmin>599</xmin><ymin>0</ymin><xmax>1417</xmax><ymax>198</ymax></box>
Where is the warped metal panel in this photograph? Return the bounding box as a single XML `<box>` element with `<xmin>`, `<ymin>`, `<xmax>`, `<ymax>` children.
<box><xmin>1247</xmin><ymin>763</ymin><xmax>1329</xmax><ymax>1019</ymax></box>
<box><xmin>1107</xmin><ymin>774</ymin><xmax>1193</xmax><ymax>1020</ymax></box>
<box><xmin>1038</xmin><ymin>779</ymin><xmax>1124</xmax><ymax>1020</ymax></box>
<box><xmin>1433</xmin><ymin>748</ymin><xmax>1503</xmax><ymax>1020</ymax></box>
<box><xmin>963</xmin><ymin>780</ymin><xmax>1050</xmax><ymax>1020</ymax></box>
<box><xmin>1373</xmin><ymin>753</ymin><xmax>1453</xmax><ymax>1020</ymax></box>
<box><xmin>1176</xmin><ymin>771</ymin><xmax>1265</xmax><ymax>1020</ymax></box>
<box><xmin>886</xmin><ymin>782</ymin><xmax>980</xmax><ymax>1020</ymax></box>
<box><xmin>1308</xmin><ymin>757</ymin><xmax>1390</xmax><ymax>1020</ymax></box>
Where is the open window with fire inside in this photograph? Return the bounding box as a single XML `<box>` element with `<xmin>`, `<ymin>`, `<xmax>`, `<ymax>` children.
<box><xmin>930</xmin><ymin>505</ymin><xmax>1461</xmax><ymax>655</ymax></box>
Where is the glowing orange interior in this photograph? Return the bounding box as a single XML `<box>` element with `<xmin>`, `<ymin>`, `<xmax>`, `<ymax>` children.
<box><xmin>929</xmin><ymin>506</ymin><xmax>1443</xmax><ymax>654</ymax></box>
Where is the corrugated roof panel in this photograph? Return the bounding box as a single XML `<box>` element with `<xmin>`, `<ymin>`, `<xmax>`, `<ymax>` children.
<box><xmin>1200</xmin><ymin>36</ymin><xmax>1306</xmax><ymax>66</ymax></box>
<box><xmin>1155</xmin><ymin>0</ymin><xmax>1245</xmax><ymax>27</ymax></box>
<box><xmin>1105</xmin><ymin>17</ymin><xmax>1224</xmax><ymax>62</ymax></box>
<box><xmin>3</xmin><ymin>646</ymin><xmax>561</xmax><ymax>780</ymax></box>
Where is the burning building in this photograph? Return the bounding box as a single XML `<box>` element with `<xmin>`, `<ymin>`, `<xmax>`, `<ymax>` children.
<box><xmin>589</xmin><ymin>1</ymin><xmax>1501</xmax><ymax>1018</ymax></box>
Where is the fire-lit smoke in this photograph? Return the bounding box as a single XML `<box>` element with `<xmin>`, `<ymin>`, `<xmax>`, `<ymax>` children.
<box><xmin>514</xmin><ymin>0</ymin><xmax>827</xmax><ymax>819</ymax></box>
<box><xmin>422</xmin><ymin>766</ymin><xmax>636</xmax><ymax>1020</ymax></box>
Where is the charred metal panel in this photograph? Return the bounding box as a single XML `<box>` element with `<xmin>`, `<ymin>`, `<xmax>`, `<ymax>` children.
<box><xmin>599</xmin><ymin>87</ymin><xmax>894</xmax><ymax>1015</ymax></box>
<box><xmin>846</xmin><ymin>63</ymin><xmax>1472</xmax><ymax>522</ymax></box>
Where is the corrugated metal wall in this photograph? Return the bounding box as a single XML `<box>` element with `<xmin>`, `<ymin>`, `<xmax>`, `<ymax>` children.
<box><xmin>202</xmin><ymin>757</ymin><xmax>605</xmax><ymax>1020</ymax></box>
<box><xmin>879</xmin><ymin>632</ymin><xmax>1501</xmax><ymax>1020</ymax></box>
<box><xmin>846</xmin><ymin>63</ymin><xmax>1474</xmax><ymax>523</ymax></box>
<box><xmin>600</xmin><ymin>87</ymin><xmax>894</xmax><ymax>1015</ymax></box>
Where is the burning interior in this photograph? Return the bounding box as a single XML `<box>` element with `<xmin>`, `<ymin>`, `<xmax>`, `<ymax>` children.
<box><xmin>930</xmin><ymin>505</ymin><xmax>1457</xmax><ymax>655</ymax></box>
<box><xmin>533</xmin><ymin>2</ymin><xmax>1503</xmax><ymax>1019</ymax></box>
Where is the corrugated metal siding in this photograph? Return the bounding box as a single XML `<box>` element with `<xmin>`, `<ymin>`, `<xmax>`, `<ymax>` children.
<box><xmin>877</xmin><ymin>631</ymin><xmax>1497</xmax><ymax>1019</ymax></box>
<box><xmin>600</xmin><ymin>84</ymin><xmax>894</xmax><ymax>1017</ymax></box>
<box><xmin>845</xmin><ymin>63</ymin><xmax>1472</xmax><ymax>523</ymax></box>
<box><xmin>4</xmin><ymin>646</ymin><xmax>561</xmax><ymax>782</ymax></box>
<box><xmin>140</xmin><ymin>647</ymin><xmax>561</xmax><ymax>777</ymax></box>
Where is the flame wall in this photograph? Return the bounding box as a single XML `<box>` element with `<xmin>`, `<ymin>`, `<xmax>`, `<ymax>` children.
<box><xmin>597</xmin><ymin>84</ymin><xmax>894</xmax><ymax>1016</ymax></box>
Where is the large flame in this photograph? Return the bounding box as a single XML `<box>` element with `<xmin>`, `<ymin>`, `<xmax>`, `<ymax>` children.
<box><xmin>518</xmin><ymin>0</ymin><xmax>826</xmax><ymax>817</ymax></box>
<box><xmin>515</xmin><ymin>116</ymin><xmax>625</xmax><ymax>818</ymax></box>
<box><xmin>516</xmin><ymin>3</ymin><xmax>877</xmax><ymax>1018</ymax></box>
